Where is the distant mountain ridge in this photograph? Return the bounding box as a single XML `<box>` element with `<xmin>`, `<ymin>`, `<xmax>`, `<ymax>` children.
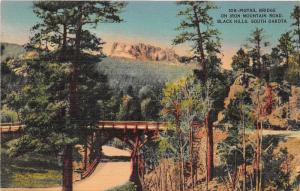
<box><xmin>109</xmin><ymin>42</ymin><xmax>180</xmax><ymax>63</ymax></box>
<box><xmin>1</xmin><ymin>42</ymin><xmax>181</xmax><ymax>63</ymax></box>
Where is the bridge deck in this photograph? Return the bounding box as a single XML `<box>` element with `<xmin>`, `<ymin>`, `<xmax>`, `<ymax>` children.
<box><xmin>0</xmin><ymin>121</ymin><xmax>167</xmax><ymax>134</ymax></box>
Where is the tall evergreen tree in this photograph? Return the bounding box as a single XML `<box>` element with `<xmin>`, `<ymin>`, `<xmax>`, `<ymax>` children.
<box><xmin>173</xmin><ymin>1</ymin><xmax>221</xmax><ymax>83</ymax></box>
<box><xmin>246</xmin><ymin>28</ymin><xmax>269</xmax><ymax>78</ymax></box>
<box><xmin>269</xmin><ymin>47</ymin><xmax>285</xmax><ymax>83</ymax></box>
<box><xmin>8</xmin><ymin>2</ymin><xmax>126</xmax><ymax>191</ymax></box>
<box><xmin>291</xmin><ymin>5</ymin><xmax>300</xmax><ymax>65</ymax></box>
<box><xmin>173</xmin><ymin>1</ymin><xmax>222</xmax><ymax>182</ymax></box>
<box><xmin>277</xmin><ymin>31</ymin><xmax>295</xmax><ymax>66</ymax></box>
<box><xmin>231</xmin><ymin>48</ymin><xmax>251</xmax><ymax>74</ymax></box>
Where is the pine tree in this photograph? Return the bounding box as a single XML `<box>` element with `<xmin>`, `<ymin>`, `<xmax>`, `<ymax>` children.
<box><xmin>173</xmin><ymin>1</ymin><xmax>221</xmax><ymax>182</ymax></box>
<box><xmin>231</xmin><ymin>48</ymin><xmax>251</xmax><ymax>74</ymax></box>
<box><xmin>7</xmin><ymin>2</ymin><xmax>126</xmax><ymax>191</ymax></box>
<box><xmin>139</xmin><ymin>86</ymin><xmax>159</xmax><ymax>120</ymax></box>
<box><xmin>246</xmin><ymin>28</ymin><xmax>269</xmax><ymax>78</ymax></box>
<box><xmin>269</xmin><ymin>47</ymin><xmax>285</xmax><ymax>83</ymax></box>
<box><xmin>173</xmin><ymin>1</ymin><xmax>220</xmax><ymax>83</ymax></box>
<box><xmin>291</xmin><ymin>5</ymin><xmax>300</xmax><ymax>65</ymax></box>
<box><xmin>277</xmin><ymin>32</ymin><xmax>295</xmax><ymax>66</ymax></box>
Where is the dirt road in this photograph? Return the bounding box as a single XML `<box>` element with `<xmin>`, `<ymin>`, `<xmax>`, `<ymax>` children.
<box><xmin>1</xmin><ymin>146</ymin><xmax>131</xmax><ymax>191</ymax></box>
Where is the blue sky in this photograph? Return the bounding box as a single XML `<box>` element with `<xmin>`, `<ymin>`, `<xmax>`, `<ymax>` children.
<box><xmin>1</xmin><ymin>1</ymin><xmax>299</xmax><ymax>68</ymax></box>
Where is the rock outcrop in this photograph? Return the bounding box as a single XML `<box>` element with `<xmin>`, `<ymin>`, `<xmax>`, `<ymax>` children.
<box><xmin>109</xmin><ymin>42</ymin><xmax>179</xmax><ymax>62</ymax></box>
<box><xmin>289</xmin><ymin>86</ymin><xmax>300</xmax><ymax>122</ymax></box>
<box><xmin>216</xmin><ymin>73</ymin><xmax>300</xmax><ymax>129</ymax></box>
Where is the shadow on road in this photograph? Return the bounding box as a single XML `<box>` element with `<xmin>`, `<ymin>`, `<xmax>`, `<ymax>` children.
<box><xmin>101</xmin><ymin>155</ymin><xmax>131</xmax><ymax>162</ymax></box>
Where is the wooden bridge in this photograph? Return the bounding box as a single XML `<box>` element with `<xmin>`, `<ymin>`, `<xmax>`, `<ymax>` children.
<box><xmin>0</xmin><ymin>121</ymin><xmax>167</xmax><ymax>134</ymax></box>
<box><xmin>0</xmin><ymin>121</ymin><xmax>168</xmax><ymax>190</ymax></box>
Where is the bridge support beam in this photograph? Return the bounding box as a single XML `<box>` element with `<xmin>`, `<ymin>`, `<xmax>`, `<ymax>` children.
<box><xmin>130</xmin><ymin>136</ymin><xmax>142</xmax><ymax>191</ymax></box>
<box><xmin>84</xmin><ymin>135</ymin><xmax>88</xmax><ymax>171</ymax></box>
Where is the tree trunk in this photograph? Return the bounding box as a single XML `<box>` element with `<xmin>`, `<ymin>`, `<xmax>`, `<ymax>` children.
<box><xmin>61</xmin><ymin>23</ymin><xmax>67</xmax><ymax>60</ymax></box>
<box><xmin>178</xmin><ymin>128</ymin><xmax>185</xmax><ymax>191</ymax></box>
<box><xmin>206</xmin><ymin>111</ymin><xmax>214</xmax><ymax>181</ymax></box>
<box><xmin>257</xmin><ymin>37</ymin><xmax>262</xmax><ymax>78</ymax></box>
<box><xmin>243</xmin><ymin>108</ymin><xmax>246</xmax><ymax>191</ymax></box>
<box><xmin>297</xmin><ymin>17</ymin><xmax>300</xmax><ymax>66</ymax></box>
<box><xmin>181</xmin><ymin>146</ymin><xmax>185</xmax><ymax>191</ymax></box>
<box><xmin>63</xmin><ymin>145</ymin><xmax>73</xmax><ymax>191</ymax></box>
<box><xmin>84</xmin><ymin>135</ymin><xmax>88</xmax><ymax>171</ymax></box>
<box><xmin>190</xmin><ymin>125</ymin><xmax>194</xmax><ymax>191</ymax></box>
<box><xmin>259</xmin><ymin>121</ymin><xmax>263</xmax><ymax>191</ymax></box>
<box><xmin>255</xmin><ymin>121</ymin><xmax>261</xmax><ymax>191</ymax></box>
<box><xmin>192</xmin><ymin>6</ymin><xmax>207</xmax><ymax>83</ymax></box>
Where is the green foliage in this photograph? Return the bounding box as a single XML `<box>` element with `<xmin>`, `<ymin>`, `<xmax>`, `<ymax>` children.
<box><xmin>173</xmin><ymin>1</ymin><xmax>221</xmax><ymax>84</ymax></box>
<box><xmin>246</xmin><ymin>28</ymin><xmax>270</xmax><ymax>78</ymax></box>
<box><xmin>106</xmin><ymin>182</ymin><xmax>137</xmax><ymax>191</ymax></box>
<box><xmin>218</xmin><ymin>91</ymin><xmax>295</xmax><ymax>190</ymax></box>
<box><xmin>6</xmin><ymin>2</ymin><xmax>126</xmax><ymax>158</ymax></box>
<box><xmin>284</xmin><ymin>55</ymin><xmax>300</xmax><ymax>85</ymax></box>
<box><xmin>140</xmin><ymin>140</ymin><xmax>161</xmax><ymax>171</ymax></box>
<box><xmin>231</xmin><ymin>48</ymin><xmax>251</xmax><ymax>73</ymax></box>
<box><xmin>217</xmin><ymin>91</ymin><xmax>255</xmax><ymax>185</ymax></box>
<box><xmin>262</xmin><ymin>136</ymin><xmax>293</xmax><ymax>191</ymax></box>
<box><xmin>1</xmin><ymin>141</ymin><xmax>61</xmax><ymax>188</ymax></box>
<box><xmin>1</xmin><ymin>46</ymin><xmax>25</xmax><ymax>103</ymax></box>
<box><xmin>7</xmin><ymin>62</ymin><xmax>76</xmax><ymax>154</ymax></box>
<box><xmin>269</xmin><ymin>64</ymin><xmax>285</xmax><ymax>83</ymax></box>
<box><xmin>160</xmin><ymin>76</ymin><xmax>208</xmax><ymax>159</ymax></box>
<box><xmin>117</xmin><ymin>94</ymin><xmax>141</xmax><ymax>121</ymax></box>
<box><xmin>28</xmin><ymin>1</ymin><xmax>126</xmax><ymax>58</ymax></box>
<box><xmin>263</xmin><ymin>31</ymin><xmax>295</xmax><ymax>83</ymax></box>
<box><xmin>268</xmin><ymin>47</ymin><xmax>284</xmax><ymax>83</ymax></box>
<box><xmin>277</xmin><ymin>32</ymin><xmax>295</xmax><ymax>65</ymax></box>
<box><xmin>107</xmin><ymin>138</ymin><xmax>128</xmax><ymax>150</ymax></box>
<box><xmin>173</xmin><ymin>1</ymin><xmax>220</xmax><ymax>55</ymax></box>
<box><xmin>98</xmin><ymin>57</ymin><xmax>193</xmax><ymax>93</ymax></box>
<box><xmin>1</xmin><ymin>105</ymin><xmax>19</xmax><ymax>123</ymax></box>
<box><xmin>140</xmin><ymin>98</ymin><xmax>158</xmax><ymax>120</ymax></box>
<box><xmin>291</xmin><ymin>5</ymin><xmax>300</xmax><ymax>52</ymax></box>
<box><xmin>139</xmin><ymin>85</ymin><xmax>160</xmax><ymax>120</ymax></box>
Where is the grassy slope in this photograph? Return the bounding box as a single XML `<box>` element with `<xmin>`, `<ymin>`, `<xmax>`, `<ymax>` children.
<box><xmin>1</xmin><ymin>136</ymin><xmax>61</xmax><ymax>188</ymax></box>
<box><xmin>1</xmin><ymin>148</ymin><xmax>62</xmax><ymax>188</ymax></box>
<box><xmin>1</xmin><ymin>106</ymin><xmax>63</xmax><ymax>188</ymax></box>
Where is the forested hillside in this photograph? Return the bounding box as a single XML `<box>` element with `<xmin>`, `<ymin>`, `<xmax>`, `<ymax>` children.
<box><xmin>98</xmin><ymin>57</ymin><xmax>193</xmax><ymax>93</ymax></box>
<box><xmin>1</xmin><ymin>42</ymin><xmax>193</xmax><ymax>93</ymax></box>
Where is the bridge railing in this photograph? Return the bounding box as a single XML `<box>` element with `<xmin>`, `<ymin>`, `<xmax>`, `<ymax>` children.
<box><xmin>0</xmin><ymin>123</ymin><xmax>24</xmax><ymax>134</ymax></box>
<box><xmin>97</xmin><ymin>121</ymin><xmax>167</xmax><ymax>130</ymax></box>
<box><xmin>0</xmin><ymin>121</ymin><xmax>168</xmax><ymax>134</ymax></box>
<box><xmin>81</xmin><ymin>157</ymin><xmax>100</xmax><ymax>179</ymax></box>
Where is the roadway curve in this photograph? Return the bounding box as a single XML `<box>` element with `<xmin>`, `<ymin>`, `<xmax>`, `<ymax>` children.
<box><xmin>1</xmin><ymin>146</ymin><xmax>131</xmax><ymax>191</ymax></box>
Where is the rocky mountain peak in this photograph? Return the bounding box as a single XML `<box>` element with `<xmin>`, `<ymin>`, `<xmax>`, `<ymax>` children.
<box><xmin>109</xmin><ymin>42</ymin><xmax>179</xmax><ymax>62</ymax></box>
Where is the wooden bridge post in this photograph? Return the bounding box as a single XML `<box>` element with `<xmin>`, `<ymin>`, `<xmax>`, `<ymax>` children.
<box><xmin>83</xmin><ymin>133</ymin><xmax>88</xmax><ymax>171</ymax></box>
<box><xmin>130</xmin><ymin>136</ymin><xmax>142</xmax><ymax>191</ymax></box>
